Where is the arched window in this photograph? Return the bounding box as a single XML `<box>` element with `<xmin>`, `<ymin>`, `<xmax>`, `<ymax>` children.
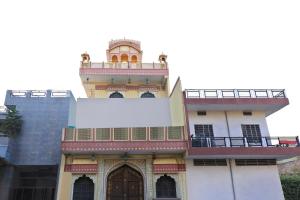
<box><xmin>109</xmin><ymin>92</ymin><xmax>124</xmax><ymax>98</ymax></box>
<box><xmin>156</xmin><ymin>175</ymin><xmax>176</xmax><ymax>198</ymax></box>
<box><xmin>121</xmin><ymin>54</ymin><xmax>128</xmax><ymax>62</ymax></box>
<box><xmin>131</xmin><ymin>55</ymin><xmax>137</xmax><ymax>63</ymax></box>
<box><xmin>112</xmin><ymin>55</ymin><xmax>118</xmax><ymax>63</ymax></box>
<box><xmin>73</xmin><ymin>175</ymin><xmax>94</xmax><ymax>200</ymax></box>
<box><xmin>141</xmin><ymin>92</ymin><xmax>155</xmax><ymax>98</ymax></box>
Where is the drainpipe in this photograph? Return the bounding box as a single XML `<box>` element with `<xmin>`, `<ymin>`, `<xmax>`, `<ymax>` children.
<box><xmin>225</xmin><ymin>111</ymin><xmax>237</xmax><ymax>200</ymax></box>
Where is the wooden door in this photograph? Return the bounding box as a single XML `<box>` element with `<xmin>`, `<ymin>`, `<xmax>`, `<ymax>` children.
<box><xmin>107</xmin><ymin>165</ymin><xmax>143</xmax><ymax>200</ymax></box>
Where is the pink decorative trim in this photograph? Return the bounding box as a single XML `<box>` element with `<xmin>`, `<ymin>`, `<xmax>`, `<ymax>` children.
<box><xmin>80</xmin><ymin>68</ymin><xmax>169</xmax><ymax>76</ymax></box>
<box><xmin>64</xmin><ymin>164</ymin><xmax>98</xmax><ymax>173</ymax></box>
<box><xmin>188</xmin><ymin>146</ymin><xmax>300</xmax><ymax>156</ymax></box>
<box><xmin>61</xmin><ymin>141</ymin><xmax>187</xmax><ymax>153</ymax></box>
<box><xmin>153</xmin><ymin>164</ymin><xmax>186</xmax><ymax>173</ymax></box>
<box><xmin>95</xmin><ymin>84</ymin><xmax>160</xmax><ymax>91</ymax></box>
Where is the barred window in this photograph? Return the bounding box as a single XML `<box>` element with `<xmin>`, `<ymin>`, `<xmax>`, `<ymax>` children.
<box><xmin>194</xmin><ymin>124</ymin><xmax>214</xmax><ymax>137</ymax></box>
<box><xmin>132</xmin><ymin>127</ymin><xmax>147</xmax><ymax>140</ymax></box>
<box><xmin>168</xmin><ymin>127</ymin><xmax>182</xmax><ymax>140</ymax></box>
<box><xmin>65</xmin><ymin>128</ymin><xmax>74</xmax><ymax>141</ymax></box>
<box><xmin>241</xmin><ymin>124</ymin><xmax>262</xmax><ymax>145</ymax></box>
<box><xmin>150</xmin><ymin>127</ymin><xmax>164</xmax><ymax>140</ymax></box>
<box><xmin>235</xmin><ymin>159</ymin><xmax>276</xmax><ymax>166</ymax></box>
<box><xmin>113</xmin><ymin>128</ymin><xmax>128</xmax><ymax>140</ymax></box>
<box><xmin>77</xmin><ymin>129</ymin><xmax>91</xmax><ymax>141</ymax></box>
<box><xmin>156</xmin><ymin>175</ymin><xmax>176</xmax><ymax>198</ymax></box>
<box><xmin>193</xmin><ymin>159</ymin><xmax>227</xmax><ymax>166</ymax></box>
<box><xmin>96</xmin><ymin>128</ymin><xmax>110</xmax><ymax>140</ymax></box>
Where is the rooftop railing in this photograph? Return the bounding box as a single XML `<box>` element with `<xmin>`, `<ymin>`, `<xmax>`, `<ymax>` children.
<box><xmin>185</xmin><ymin>89</ymin><xmax>286</xmax><ymax>99</ymax></box>
<box><xmin>62</xmin><ymin>126</ymin><xmax>184</xmax><ymax>142</ymax></box>
<box><xmin>190</xmin><ymin>136</ymin><xmax>299</xmax><ymax>148</ymax></box>
<box><xmin>81</xmin><ymin>62</ymin><xmax>167</xmax><ymax>69</ymax></box>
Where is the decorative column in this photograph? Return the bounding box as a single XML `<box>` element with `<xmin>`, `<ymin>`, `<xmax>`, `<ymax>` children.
<box><xmin>146</xmin><ymin>158</ymin><xmax>153</xmax><ymax>200</ymax></box>
<box><xmin>97</xmin><ymin>159</ymin><xmax>105</xmax><ymax>200</ymax></box>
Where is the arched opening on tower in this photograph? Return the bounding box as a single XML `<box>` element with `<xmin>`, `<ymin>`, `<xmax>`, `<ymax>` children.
<box><xmin>131</xmin><ymin>55</ymin><xmax>137</xmax><ymax>63</ymax></box>
<box><xmin>112</xmin><ymin>55</ymin><xmax>118</xmax><ymax>63</ymax></box>
<box><xmin>121</xmin><ymin>54</ymin><xmax>129</xmax><ymax>62</ymax></box>
<box><xmin>109</xmin><ymin>92</ymin><xmax>124</xmax><ymax>98</ymax></box>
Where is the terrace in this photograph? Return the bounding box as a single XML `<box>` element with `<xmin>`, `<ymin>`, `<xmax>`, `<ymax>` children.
<box><xmin>61</xmin><ymin>126</ymin><xmax>186</xmax><ymax>154</ymax></box>
<box><xmin>188</xmin><ymin>136</ymin><xmax>300</xmax><ymax>159</ymax></box>
<box><xmin>184</xmin><ymin>89</ymin><xmax>289</xmax><ymax>115</ymax></box>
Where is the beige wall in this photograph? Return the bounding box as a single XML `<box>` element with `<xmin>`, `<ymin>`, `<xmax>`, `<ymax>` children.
<box><xmin>169</xmin><ymin>78</ymin><xmax>185</xmax><ymax>126</ymax></box>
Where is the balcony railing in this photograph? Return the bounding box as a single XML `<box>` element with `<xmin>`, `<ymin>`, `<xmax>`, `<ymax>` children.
<box><xmin>185</xmin><ymin>89</ymin><xmax>286</xmax><ymax>99</ymax></box>
<box><xmin>81</xmin><ymin>62</ymin><xmax>167</xmax><ymax>69</ymax></box>
<box><xmin>190</xmin><ymin>136</ymin><xmax>299</xmax><ymax>148</ymax></box>
<box><xmin>62</xmin><ymin>126</ymin><xmax>184</xmax><ymax>142</ymax></box>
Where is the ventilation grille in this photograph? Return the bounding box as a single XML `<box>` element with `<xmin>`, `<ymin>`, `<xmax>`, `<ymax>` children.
<box><xmin>235</xmin><ymin>159</ymin><xmax>276</xmax><ymax>166</ymax></box>
<box><xmin>193</xmin><ymin>159</ymin><xmax>227</xmax><ymax>166</ymax></box>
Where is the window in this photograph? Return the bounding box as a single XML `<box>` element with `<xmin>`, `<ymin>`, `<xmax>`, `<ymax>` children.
<box><xmin>150</xmin><ymin>127</ymin><xmax>164</xmax><ymax>140</ymax></box>
<box><xmin>156</xmin><ymin>175</ymin><xmax>176</xmax><ymax>198</ymax></box>
<box><xmin>193</xmin><ymin>124</ymin><xmax>214</xmax><ymax>147</ymax></box>
<box><xmin>132</xmin><ymin>127</ymin><xmax>146</xmax><ymax>140</ymax></box>
<box><xmin>243</xmin><ymin>111</ymin><xmax>252</xmax><ymax>116</ymax></box>
<box><xmin>109</xmin><ymin>92</ymin><xmax>124</xmax><ymax>98</ymax></box>
<box><xmin>241</xmin><ymin>124</ymin><xmax>262</xmax><ymax>146</ymax></box>
<box><xmin>113</xmin><ymin>128</ymin><xmax>128</xmax><ymax>140</ymax></box>
<box><xmin>193</xmin><ymin>159</ymin><xmax>227</xmax><ymax>166</ymax></box>
<box><xmin>194</xmin><ymin>124</ymin><xmax>214</xmax><ymax>137</ymax></box>
<box><xmin>197</xmin><ymin>111</ymin><xmax>207</xmax><ymax>116</ymax></box>
<box><xmin>96</xmin><ymin>128</ymin><xmax>110</xmax><ymax>140</ymax></box>
<box><xmin>235</xmin><ymin>159</ymin><xmax>276</xmax><ymax>166</ymax></box>
<box><xmin>167</xmin><ymin>126</ymin><xmax>182</xmax><ymax>140</ymax></box>
<box><xmin>73</xmin><ymin>175</ymin><xmax>94</xmax><ymax>200</ymax></box>
<box><xmin>141</xmin><ymin>92</ymin><xmax>155</xmax><ymax>98</ymax></box>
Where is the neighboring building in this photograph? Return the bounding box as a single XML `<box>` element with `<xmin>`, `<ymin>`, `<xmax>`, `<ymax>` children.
<box><xmin>1</xmin><ymin>39</ymin><xmax>300</xmax><ymax>200</ymax></box>
<box><xmin>56</xmin><ymin>39</ymin><xmax>300</xmax><ymax>200</ymax></box>
<box><xmin>0</xmin><ymin>90</ymin><xmax>75</xmax><ymax>200</ymax></box>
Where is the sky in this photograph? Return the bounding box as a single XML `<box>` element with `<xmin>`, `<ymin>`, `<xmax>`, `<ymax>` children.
<box><xmin>0</xmin><ymin>0</ymin><xmax>299</xmax><ymax>137</ymax></box>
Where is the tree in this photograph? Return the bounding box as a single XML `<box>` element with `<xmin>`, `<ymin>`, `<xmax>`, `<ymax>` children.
<box><xmin>0</xmin><ymin>107</ymin><xmax>22</xmax><ymax>136</ymax></box>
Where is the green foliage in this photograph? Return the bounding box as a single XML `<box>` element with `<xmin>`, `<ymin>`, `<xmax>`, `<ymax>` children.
<box><xmin>281</xmin><ymin>174</ymin><xmax>300</xmax><ymax>200</ymax></box>
<box><xmin>0</xmin><ymin>107</ymin><xmax>22</xmax><ymax>136</ymax></box>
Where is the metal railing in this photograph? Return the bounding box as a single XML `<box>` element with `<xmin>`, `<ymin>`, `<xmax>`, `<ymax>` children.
<box><xmin>185</xmin><ymin>89</ymin><xmax>286</xmax><ymax>99</ymax></box>
<box><xmin>81</xmin><ymin>61</ymin><xmax>167</xmax><ymax>69</ymax></box>
<box><xmin>190</xmin><ymin>136</ymin><xmax>299</xmax><ymax>148</ymax></box>
<box><xmin>62</xmin><ymin>126</ymin><xmax>184</xmax><ymax>142</ymax></box>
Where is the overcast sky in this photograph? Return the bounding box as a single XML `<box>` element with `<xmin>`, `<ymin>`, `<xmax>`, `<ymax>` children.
<box><xmin>0</xmin><ymin>0</ymin><xmax>299</xmax><ymax>136</ymax></box>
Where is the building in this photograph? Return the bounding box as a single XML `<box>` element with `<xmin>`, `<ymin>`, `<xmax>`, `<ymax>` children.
<box><xmin>0</xmin><ymin>90</ymin><xmax>75</xmax><ymax>200</ymax></box>
<box><xmin>1</xmin><ymin>39</ymin><xmax>300</xmax><ymax>200</ymax></box>
<box><xmin>56</xmin><ymin>39</ymin><xmax>300</xmax><ymax>200</ymax></box>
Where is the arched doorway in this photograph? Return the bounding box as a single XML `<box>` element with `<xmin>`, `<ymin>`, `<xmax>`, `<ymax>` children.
<box><xmin>73</xmin><ymin>175</ymin><xmax>94</xmax><ymax>200</ymax></box>
<box><xmin>106</xmin><ymin>165</ymin><xmax>144</xmax><ymax>200</ymax></box>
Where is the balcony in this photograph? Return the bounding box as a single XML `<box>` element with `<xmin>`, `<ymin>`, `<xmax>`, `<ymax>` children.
<box><xmin>184</xmin><ymin>89</ymin><xmax>289</xmax><ymax>115</ymax></box>
<box><xmin>188</xmin><ymin>136</ymin><xmax>300</xmax><ymax>159</ymax></box>
<box><xmin>61</xmin><ymin>126</ymin><xmax>186</xmax><ymax>154</ymax></box>
<box><xmin>79</xmin><ymin>62</ymin><xmax>169</xmax><ymax>85</ymax></box>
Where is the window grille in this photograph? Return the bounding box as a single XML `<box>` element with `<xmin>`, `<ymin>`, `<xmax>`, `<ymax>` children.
<box><xmin>197</xmin><ymin>111</ymin><xmax>207</xmax><ymax>116</ymax></box>
<box><xmin>132</xmin><ymin>127</ymin><xmax>147</xmax><ymax>140</ymax></box>
<box><xmin>193</xmin><ymin>159</ymin><xmax>227</xmax><ymax>166</ymax></box>
<box><xmin>235</xmin><ymin>159</ymin><xmax>276</xmax><ymax>166</ymax></box>
<box><xmin>156</xmin><ymin>175</ymin><xmax>176</xmax><ymax>198</ymax></box>
<box><xmin>141</xmin><ymin>92</ymin><xmax>155</xmax><ymax>98</ymax></box>
<box><xmin>73</xmin><ymin>176</ymin><xmax>94</xmax><ymax>200</ymax></box>
<box><xmin>65</xmin><ymin>128</ymin><xmax>74</xmax><ymax>141</ymax></box>
<box><xmin>150</xmin><ymin>127</ymin><xmax>164</xmax><ymax>140</ymax></box>
<box><xmin>194</xmin><ymin>124</ymin><xmax>214</xmax><ymax>137</ymax></box>
<box><xmin>109</xmin><ymin>91</ymin><xmax>124</xmax><ymax>98</ymax></box>
<box><xmin>241</xmin><ymin>124</ymin><xmax>262</xmax><ymax>146</ymax></box>
<box><xmin>167</xmin><ymin>126</ymin><xmax>182</xmax><ymax>140</ymax></box>
<box><xmin>77</xmin><ymin>129</ymin><xmax>91</xmax><ymax>141</ymax></box>
<box><xmin>96</xmin><ymin>128</ymin><xmax>110</xmax><ymax>140</ymax></box>
<box><xmin>113</xmin><ymin>128</ymin><xmax>128</xmax><ymax>140</ymax></box>
<box><xmin>243</xmin><ymin>111</ymin><xmax>252</xmax><ymax>116</ymax></box>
